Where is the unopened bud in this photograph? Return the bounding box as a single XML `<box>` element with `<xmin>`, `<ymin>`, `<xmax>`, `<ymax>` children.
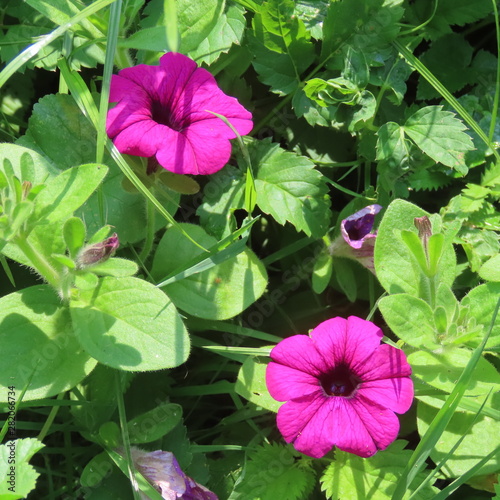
<box><xmin>77</xmin><ymin>233</ymin><xmax>119</xmax><ymax>268</ymax></box>
<box><xmin>414</xmin><ymin>216</ymin><xmax>432</xmax><ymax>253</ymax></box>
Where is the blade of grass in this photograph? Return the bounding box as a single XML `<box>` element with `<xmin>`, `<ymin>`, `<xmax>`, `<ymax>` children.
<box><xmin>163</xmin><ymin>0</ymin><xmax>179</xmax><ymax>52</ymax></box>
<box><xmin>393</xmin><ymin>39</ymin><xmax>500</xmax><ymax>163</ymax></box>
<box><xmin>391</xmin><ymin>296</ymin><xmax>500</xmax><ymax>500</ymax></box>
<box><xmin>0</xmin><ymin>0</ymin><xmax>115</xmax><ymax>89</ymax></box>
<box><xmin>490</xmin><ymin>0</ymin><xmax>500</xmax><ymax>143</ymax></box>
<box><xmin>58</xmin><ymin>59</ymin><xmax>208</xmax><ymax>251</ymax></box>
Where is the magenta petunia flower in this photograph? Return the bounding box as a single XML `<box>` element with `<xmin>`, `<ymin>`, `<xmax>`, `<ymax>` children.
<box><xmin>127</xmin><ymin>447</ymin><xmax>218</xmax><ymax>500</ymax></box>
<box><xmin>106</xmin><ymin>52</ymin><xmax>253</xmax><ymax>176</ymax></box>
<box><xmin>329</xmin><ymin>204</ymin><xmax>382</xmax><ymax>272</ymax></box>
<box><xmin>266</xmin><ymin>316</ymin><xmax>413</xmax><ymax>458</ymax></box>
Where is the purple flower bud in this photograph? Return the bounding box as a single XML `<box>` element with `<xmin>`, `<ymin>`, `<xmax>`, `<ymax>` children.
<box><xmin>76</xmin><ymin>233</ymin><xmax>119</xmax><ymax>269</ymax></box>
<box><xmin>125</xmin><ymin>447</ymin><xmax>218</xmax><ymax>500</ymax></box>
<box><xmin>329</xmin><ymin>204</ymin><xmax>382</xmax><ymax>272</ymax></box>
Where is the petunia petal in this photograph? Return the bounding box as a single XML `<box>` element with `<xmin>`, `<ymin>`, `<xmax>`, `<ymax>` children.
<box><xmin>309</xmin><ymin>316</ymin><xmax>383</xmax><ymax>372</ymax></box>
<box><xmin>339</xmin><ymin>395</ymin><xmax>401</xmax><ymax>457</ymax></box>
<box><xmin>276</xmin><ymin>392</ymin><xmax>335</xmax><ymax>458</ymax></box>
<box><xmin>357</xmin><ymin>343</ymin><xmax>412</xmax><ymax>381</ymax></box>
<box><xmin>112</xmin><ymin>121</ymin><xmax>171</xmax><ymax>158</ymax></box>
<box><xmin>357</xmin><ymin>376</ymin><xmax>414</xmax><ymax>414</ymax></box>
<box><xmin>270</xmin><ymin>334</ymin><xmax>330</xmax><ymax>376</ymax></box>
<box><xmin>266</xmin><ymin>362</ymin><xmax>321</xmax><ymax>402</ymax></box>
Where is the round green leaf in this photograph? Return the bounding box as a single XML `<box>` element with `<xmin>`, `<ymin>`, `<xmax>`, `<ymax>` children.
<box><xmin>0</xmin><ymin>285</ymin><xmax>97</xmax><ymax>402</ymax></box>
<box><xmin>70</xmin><ymin>276</ymin><xmax>190</xmax><ymax>371</ymax></box>
<box><xmin>152</xmin><ymin>224</ymin><xmax>268</xmax><ymax>320</ymax></box>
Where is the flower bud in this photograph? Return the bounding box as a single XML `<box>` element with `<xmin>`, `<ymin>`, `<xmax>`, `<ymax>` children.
<box><xmin>76</xmin><ymin>233</ymin><xmax>119</xmax><ymax>269</ymax></box>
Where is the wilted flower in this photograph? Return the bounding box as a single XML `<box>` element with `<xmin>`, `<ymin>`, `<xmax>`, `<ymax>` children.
<box><xmin>329</xmin><ymin>204</ymin><xmax>382</xmax><ymax>272</ymax></box>
<box><xmin>106</xmin><ymin>52</ymin><xmax>253</xmax><ymax>176</ymax></box>
<box><xmin>128</xmin><ymin>447</ymin><xmax>217</xmax><ymax>500</ymax></box>
<box><xmin>76</xmin><ymin>233</ymin><xmax>119</xmax><ymax>269</ymax></box>
<box><xmin>266</xmin><ymin>316</ymin><xmax>413</xmax><ymax>458</ymax></box>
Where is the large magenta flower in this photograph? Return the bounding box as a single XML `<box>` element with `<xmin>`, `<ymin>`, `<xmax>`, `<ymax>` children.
<box><xmin>266</xmin><ymin>316</ymin><xmax>413</xmax><ymax>458</ymax></box>
<box><xmin>106</xmin><ymin>52</ymin><xmax>253</xmax><ymax>175</ymax></box>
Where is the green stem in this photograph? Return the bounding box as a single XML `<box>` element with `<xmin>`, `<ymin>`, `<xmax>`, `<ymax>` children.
<box><xmin>14</xmin><ymin>236</ymin><xmax>60</xmax><ymax>290</ymax></box>
<box><xmin>139</xmin><ymin>198</ymin><xmax>155</xmax><ymax>263</ymax></box>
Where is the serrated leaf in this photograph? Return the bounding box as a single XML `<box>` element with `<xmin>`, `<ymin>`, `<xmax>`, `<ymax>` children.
<box><xmin>234</xmin><ymin>443</ymin><xmax>316</xmax><ymax>500</ymax></box>
<box><xmin>244</xmin><ymin>139</ymin><xmax>331</xmax><ymax>238</ymax></box>
<box><xmin>417</xmin><ymin>34</ymin><xmax>474</xmax><ymax>100</ymax></box>
<box><xmin>250</xmin><ymin>0</ymin><xmax>315</xmax><ymax>95</ymax></box>
<box><xmin>404</xmin><ymin>106</ymin><xmax>474</xmax><ymax>174</ymax></box>
<box><xmin>320</xmin><ymin>441</ymin><xmax>438</xmax><ymax>499</ymax></box>
<box><xmin>188</xmin><ymin>4</ymin><xmax>246</xmax><ymax>65</ymax></box>
<box><xmin>321</xmin><ymin>0</ymin><xmax>404</xmax><ymax>64</ymax></box>
<box><xmin>0</xmin><ymin>438</ymin><xmax>45</xmax><ymax>499</ymax></box>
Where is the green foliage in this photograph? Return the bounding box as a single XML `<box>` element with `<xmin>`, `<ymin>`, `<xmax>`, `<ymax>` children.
<box><xmin>320</xmin><ymin>441</ymin><xmax>438</xmax><ymax>499</ymax></box>
<box><xmin>70</xmin><ymin>276</ymin><xmax>190</xmax><ymax>370</ymax></box>
<box><xmin>250</xmin><ymin>0</ymin><xmax>315</xmax><ymax>95</ymax></box>
<box><xmin>242</xmin><ymin>138</ymin><xmax>331</xmax><ymax>238</ymax></box>
<box><xmin>233</xmin><ymin>443</ymin><xmax>316</xmax><ymax>500</ymax></box>
<box><xmin>0</xmin><ymin>285</ymin><xmax>97</xmax><ymax>402</ymax></box>
<box><xmin>152</xmin><ymin>223</ymin><xmax>267</xmax><ymax>320</ymax></box>
<box><xmin>0</xmin><ymin>438</ymin><xmax>45</xmax><ymax>499</ymax></box>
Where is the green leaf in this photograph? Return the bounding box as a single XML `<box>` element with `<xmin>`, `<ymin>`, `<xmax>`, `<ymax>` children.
<box><xmin>152</xmin><ymin>224</ymin><xmax>268</xmax><ymax>320</ymax></box>
<box><xmin>128</xmin><ymin>403</ymin><xmax>183</xmax><ymax>443</ymax></box>
<box><xmin>321</xmin><ymin>0</ymin><xmax>404</xmax><ymax>64</ymax></box>
<box><xmin>197</xmin><ymin>165</ymin><xmax>246</xmax><ymax>239</ymax></box>
<box><xmin>244</xmin><ymin>139</ymin><xmax>331</xmax><ymax>238</ymax></box>
<box><xmin>32</xmin><ymin>163</ymin><xmax>108</xmax><ymax>225</ymax></box>
<box><xmin>234</xmin><ymin>443</ymin><xmax>316</xmax><ymax>500</ymax></box>
<box><xmin>188</xmin><ymin>3</ymin><xmax>246</xmax><ymax>65</ymax></box>
<box><xmin>320</xmin><ymin>441</ymin><xmax>437</xmax><ymax>500</ymax></box>
<box><xmin>19</xmin><ymin>94</ymin><xmax>100</xmax><ymax>169</ymax></box>
<box><xmin>374</xmin><ymin>199</ymin><xmax>456</xmax><ymax>296</ymax></box>
<box><xmin>70</xmin><ymin>276</ymin><xmax>190</xmax><ymax>371</ymax></box>
<box><xmin>250</xmin><ymin>0</ymin><xmax>315</xmax><ymax>95</ymax></box>
<box><xmin>417</xmin><ymin>34</ymin><xmax>475</xmax><ymax>100</ymax></box>
<box><xmin>479</xmin><ymin>255</ymin><xmax>500</xmax><ymax>282</ymax></box>
<box><xmin>63</xmin><ymin>217</ymin><xmax>86</xmax><ymax>259</ymax></box>
<box><xmin>235</xmin><ymin>357</ymin><xmax>281</xmax><ymax>413</ymax></box>
<box><xmin>86</xmin><ymin>258</ymin><xmax>138</xmax><ymax>278</ymax></box>
<box><xmin>404</xmin><ymin>106</ymin><xmax>475</xmax><ymax>174</ymax></box>
<box><xmin>379</xmin><ymin>294</ymin><xmax>440</xmax><ymax>349</ymax></box>
<box><xmin>461</xmin><ymin>283</ymin><xmax>500</xmax><ymax>348</ymax></box>
<box><xmin>408</xmin><ymin>347</ymin><xmax>500</xmax><ymax>398</ymax></box>
<box><xmin>138</xmin><ymin>0</ymin><xmax>224</xmax><ymax>54</ymax></box>
<box><xmin>417</xmin><ymin>401</ymin><xmax>500</xmax><ymax>478</ymax></box>
<box><xmin>0</xmin><ymin>285</ymin><xmax>97</xmax><ymax>402</ymax></box>
<box><xmin>0</xmin><ymin>144</ymin><xmax>58</xmax><ymax>185</ymax></box>
<box><xmin>0</xmin><ymin>438</ymin><xmax>45</xmax><ymax>500</ymax></box>
<box><xmin>312</xmin><ymin>251</ymin><xmax>333</xmax><ymax>294</ymax></box>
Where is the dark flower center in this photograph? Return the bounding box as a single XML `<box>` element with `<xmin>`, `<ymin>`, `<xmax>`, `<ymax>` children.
<box><xmin>319</xmin><ymin>363</ymin><xmax>361</xmax><ymax>398</ymax></box>
<box><xmin>344</xmin><ymin>214</ymin><xmax>374</xmax><ymax>241</ymax></box>
<box><xmin>151</xmin><ymin>100</ymin><xmax>183</xmax><ymax>130</ymax></box>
